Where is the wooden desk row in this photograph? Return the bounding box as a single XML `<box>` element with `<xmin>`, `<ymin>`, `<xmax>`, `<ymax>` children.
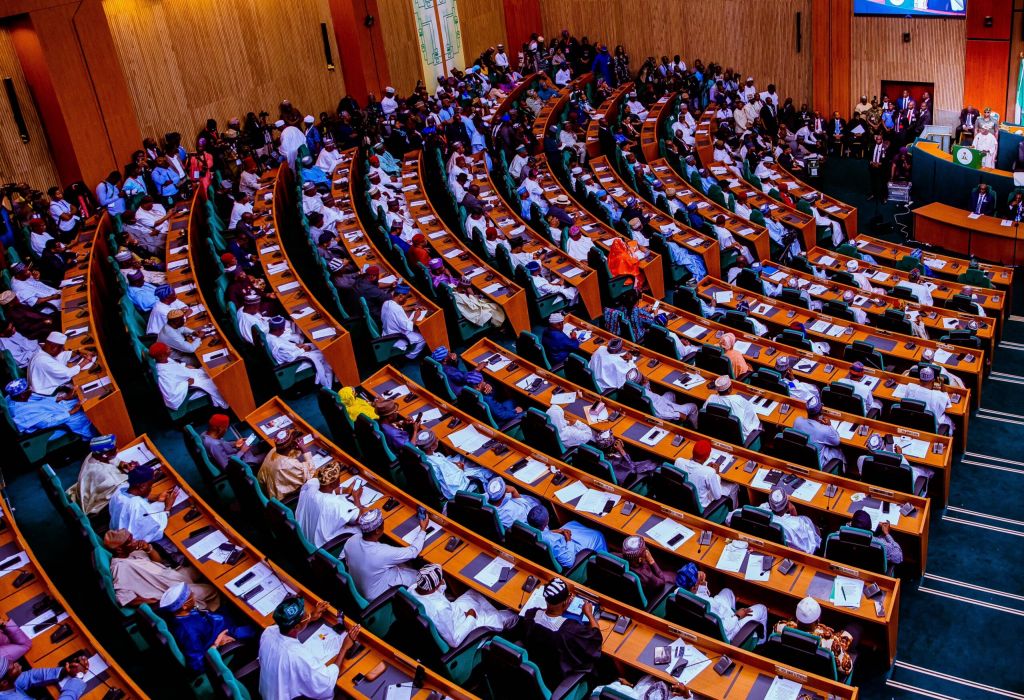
<box><xmin>129</xmin><ymin>434</ymin><xmax>474</xmax><ymax>699</ymax></box>
<box><xmin>61</xmin><ymin>215</ymin><xmax>133</xmax><ymax>443</ymax></box>
<box><xmin>362</xmin><ymin>367</ymin><xmax>893</xmax><ymax>687</ymax></box>
<box><xmin>641</xmin><ymin>92</ymin><xmax>677</xmax><ymax>163</ymax></box>
<box><xmin>164</xmin><ymin>190</ymin><xmax>256</xmax><ymax>416</ymax></box>
<box><xmin>0</xmin><ymin>496</ymin><xmax>146</xmax><ymax>699</ymax></box>
<box><xmin>251</xmin><ymin>164</ymin><xmax>359</xmax><ymax>386</ymax></box>
<box><xmin>913</xmin><ymin>201</ymin><xmax>1024</xmax><ymax>268</ymax></box>
<box><xmin>694</xmin><ymin>277</ymin><xmax>984</xmax><ymax>412</ymax></box>
<box><xmin>325</xmin><ymin>150</ymin><xmax>448</xmax><ymax>351</ymax></box>
<box><xmin>852</xmin><ymin>234</ymin><xmax>1015</xmax><ymax>293</ymax></box>
<box><xmin>246</xmin><ymin>398</ymin><xmax>859</xmax><ymax>699</ymax></box>
<box><xmin>584</xmin><ymin>81</ymin><xmax>633</xmax><ymax>160</ymax></box>
<box><xmin>399</xmin><ymin>151</ymin><xmax>531</xmax><ymax>335</ymax></box>
<box><xmin>760</xmin><ymin>163</ymin><xmax>857</xmax><ymax>241</ymax></box>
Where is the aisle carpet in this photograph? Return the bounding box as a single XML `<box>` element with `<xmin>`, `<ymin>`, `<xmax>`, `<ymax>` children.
<box><xmin>6</xmin><ymin>156</ymin><xmax>1024</xmax><ymax>699</ymax></box>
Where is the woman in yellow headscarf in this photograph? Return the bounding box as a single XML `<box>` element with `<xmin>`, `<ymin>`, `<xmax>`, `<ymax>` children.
<box><xmin>338</xmin><ymin>387</ymin><xmax>377</xmax><ymax>422</ymax></box>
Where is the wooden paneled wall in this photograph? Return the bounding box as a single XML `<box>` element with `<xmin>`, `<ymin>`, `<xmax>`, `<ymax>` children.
<box><xmin>1005</xmin><ymin>0</ymin><xmax>1024</xmax><ymax>120</ymax></box>
<box><xmin>102</xmin><ymin>0</ymin><xmax>345</xmax><ymax>143</ymax></box>
<box><xmin>459</xmin><ymin>0</ymin><xmax>508</xmax><ymax>62</ymax></box>
<box><xmin>0</xmin><ymin>23</ymin><xmax>60</xmax><ymax>190</ymax></box>
<box><xmin>850</xmin><ymin>15</ymin><xmax>966</xmax><ymax>114</ymax></box>
<box><xmin>377</xmin><ymin>0</ymin><xmax>423</xmax><ymax>93</ymax></box>
<box><xmin>537</xmin><ymin>0</ymin><xmax>813</xmax><ymax>102</ymax></box>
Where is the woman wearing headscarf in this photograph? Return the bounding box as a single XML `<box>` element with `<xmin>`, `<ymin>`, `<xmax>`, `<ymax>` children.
<box><xmin>607</xmin><ymin>238</ymin><xmax>645</xmax><ymax>293</ymax></box>
<box><xmin>546</xmin><ymin>404</ymin><xmax>594</xmax><ymax>448</ymax></box>
<box><xmin>678</xmin><ymin>564</ymin><xmax>769</xmax><ymax>646</ymax></box>
<box><xmin>719</xmin><ymin>332</ymin><xmax>750</xmax><ymax>377</ymax></box>
<box><xmin>337</xmin><ymin>387</ymin><xmax>377</xmax><ymax>422</ymax></box>
<box><xmin>409</xmin><ymin>563</ymin><xmax>517</xmax><ymax>647</ymax></box>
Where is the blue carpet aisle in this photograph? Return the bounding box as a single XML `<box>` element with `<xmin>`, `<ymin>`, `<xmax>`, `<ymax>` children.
<box><xmin>5</xmin><ymin>157</ymin><xmax>1024</xmax><ymax>699</ymax></box>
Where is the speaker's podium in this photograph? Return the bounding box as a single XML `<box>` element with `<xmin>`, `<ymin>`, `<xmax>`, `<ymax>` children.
<box><xmin>951</xmin><ymin>144</ymin><xmax>983</xmax><ymax>169</ymax></box>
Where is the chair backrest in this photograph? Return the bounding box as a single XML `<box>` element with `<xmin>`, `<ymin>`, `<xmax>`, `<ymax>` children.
<box><xmin>456</xmin><ymin>387</ymin><xmax>500</xmax><ymax>429</ymax></box>
<box><xmin>941</xmin><ymin>330</ymin><xmax>982</xmax><ymax>349</ymax></box>
<box><xmin>821</xmin><ymin>300</ymin><xmax>854</xmax><ymax>322</ymax></box>
<box><xmin>824</xmin><ymin>526</ymin><xmax>888</xmax><ymax>573</ymax></box>
<box><xmin>505</xmin><ymin>520</ymin><xmax>564</xmax><ymax>573</ymax></box>
<box><xmin>136</xmin><ymin>604</ymin><xmax>189</xmax><ymax>671</ymax></box>
<box><xmin>843</xmin><ymin>341</ymin><xmax>885</xmax><ymax>369</ymax></box>
<box><xmin>641</xmin><ymin>324</ymin><xmax>681</xmax><ymax>360</ymax></box>
<box><xmin>522</xmin><ymin>407</ymin><xmax>569</xmax><ymax>459</ymax></box>
<box><xmin>877</xmin><ymin>308</ymin><xmax>913</xmax><ymax>335</ymax></box>
<box><xmin>775</xmin><ymin>329</ymin><xmax>813</xmax><ymax>352</ymax></box>
<box><xmin>734</xmin><ymin>269</ymin><xmax>765</xmax><ymax>296</ymax></box>
<box><xmin>769</xmin><ymin>427</ymin><xmax>821</xmax><ymax>470</ymax></box>
<box><xmin>672</xmin><ymin>286</ymin><xmax>706</xmax><ymax>317</ymax></box>
<box><xmin>446</xmin><ymin>490</ymin><xmax>505</xmax><ymax>542</ymax></box>
<box><xmin>204</xmin><ymin>648</ymin><xmax>252</xmax><ymax>700</ymax></box>
<box><xmin>649</xmin><ymin>464</ymin><xmax>702</xmax><ymax>515</ymax></box>
<box><xmin>697</xmin><ymin>402</ymin><xmax>743</xmax><ymax>444</ymax></box>
<box><xmin>265</xmin><ymin>498</ymin><xmax>316</xmax><ymax>559</ymax></box>
<box><xmin>663</xmin><ymin>588</ymin><xmax>729</xmax><ymax>642</ymax></box>
<box><xmin>694</xmin><ymin>344</ymin><xmax>732</xmax><ymax>376</ymax></box>
<box><xmin>748</xmin><ymin>368</ymin><xmax>788</xmax><ymax>396</ymax></box>
<box><xmin>308</xmin><ymin>549</ymin><xmax>372</xmax><ymax>616</ymax></box>
<box><xmin>316</xmin><ymin>387</ymin><xmax>358</xmax><ymax>449</ymax></box>
<box><xmin>480</xmin><ymin>637</ymin><xmax>554</xmax><ymax>700</ymax></box>
<box><xmin>778</xmin><ymin>287</ymin><xmax>810</xmax><ymax>309</ymax></box>
<box><xmin>820</xmin><ymin>381</ymin><xmax>866</xmax><ymax>416</ymax></box>
<box><xmin>729</xmin><ymin>506</ymin><xmax>787</xmax><ymax>545</ymax></box>
<box><xmin>891</xmin><ymin>398</ymin><xmax>937</xmax><ymax>433</ymax></box>
<box><xmin>570</xmin><ymin>444</ymin><xmax>618</xmax><ymax>485</ymax></box>
<box><xmin>762</xmin><ymin>627</ymin><xmax>839</xmax><ymax>681</ymax></box>
<box><xmin>421</xmin><ymin>357</ymin><xmax>458</xmax><ymax>402</ymax></box>
<box><xmin>722</xmin><ymin>309</ymin><xmax>756</xmax><ymax>335</ymax></box>
<box><xmin>860</xmin><ymin>451</ymin><xmax>916</xmax><ymax>493</ymax></box>
<box><xmin>579</xmin><ymin>552</ymin><xmax>648</xmax><ymax>609</ymax></box>
<box><xmin>516</xmin><ymin>331</ymin><xmax>553</xmax><ymax>371</ymax></box>
<box><xmin>396</xmin><ymin>444</ymin><xmax>448</xmax><ymax>511</ymax></box>
<box><xmin>616</xmin><ymin>381</ymin><xmax>655</xmax><ymax>415</ymax></box>
<box><xmin>390</xmin><ymin>588</ymin><xmax>451</xmax><ymax>664</ymax></box>
<box><xmin>889</xmin><ymin>285</ymin><xmax>919</xmax><ymax>303</ymax></box>
<box><xmin>564</xmin><ymin>353</ymin><xmax>601</xmax><ymax>393</ymax></box>
<box><xmin>183</xmin><ymin>423</ymin><xmax>224</xmax><ymax>487</ymax></box>
<box><xmin>224</xmin><ymin>458</ymin><xmax>268</xmax><ymax>517</ymax></box>
<box><xmin>828</xmin><ymin>270</ymin><xmax>857</xmax><ymax>287</ymax></box>
<box><xmin>354</xmin><ymin>415</ymin><xmax>397</xmax><ymax>472</ymax></box>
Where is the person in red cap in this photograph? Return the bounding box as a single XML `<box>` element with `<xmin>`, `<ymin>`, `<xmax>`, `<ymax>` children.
<box><xmin>149</xmin><ymin>342</ymin><xmax>227</xmax><ymax>411</ymax></box>
<box><xmin>220</xmin><ymin>253</ymin><xmax>237</xmax><ymax>271</ymax></box>
<box><xmin>672</xmin><ymin>438</ymin><xmax>739</xmax><ymax>509</ymax></box>
<box><xmin>203</xmin><ymin>413</ymin><xmax>262</xmax><ymax>468</ymax></box>
<box><xmin>406</xmin><ymin>233</ymin><xmax>430</xmax><ymax>268</ymax></box>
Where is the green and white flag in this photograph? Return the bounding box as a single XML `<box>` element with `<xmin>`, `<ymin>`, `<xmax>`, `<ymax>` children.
<box><xmin>1016</xmin><ymin>56</ymin><xmax>1024</xmax><ymax>123</ymax></box>
<box><xmin>952</xmin><ymin>144</ymin><xmax>983</xmax><ymax>170</ymax></box>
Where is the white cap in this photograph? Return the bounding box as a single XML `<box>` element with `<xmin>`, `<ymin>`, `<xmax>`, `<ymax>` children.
<box><xmin>274</xmin><ymin>119</ymin><xmax>285</xmax><ymax>128</ymax></box>
<box><xmin>548</xmin><ymin>312</ymin><xmax>565</xmax><ymax>323</ymax></box>
<box><xmin>46</xmin><ymin>332</ymin><xmax>68</xmax><ymax>345</ymax></box>
<box><xmin>846</xmin><ymin>260</ymin><xmax>858</xmax><ymax>272</ymax></box>
<box><xmin>303</xmin><ymin>115</ymin><xmax>315</xmax><ymax>124</ymax></box>
<box><xmin>796</xmin><ymin>597</ymin><xmax>822</xmax><ymax>624</ymax></box>
<box><xmin>385</xmin><ymin>86</ymin><xmax>396</xmax><ymax>94</ymax></box>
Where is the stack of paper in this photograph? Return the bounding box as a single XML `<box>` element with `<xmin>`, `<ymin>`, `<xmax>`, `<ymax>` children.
<box><xmin>744</xmin><ymin>554</ymin><xmax>770</xmax><ymax>581</ymax></box>
<box><xmin>447</xmin><ymin>425</ymin><xmax>490</xmax><ymax>453</ymax></box>
<box><xmin>790</xmin><ymin>480</ymin><xmax>822</xmax><ymax>502</ymax></box>
<box><xmin>577</xmin><ymin>489</ymin><xmax>621</xmax><ymax>515</ymax></box>
<box><xmin>717</xmin><ymin>542</ymin><xmax>747</xmax><ymax>573</ymax></box>
<box><xmin>831</xmin><ymin>576</ymin><xmax>865</xmax><ymax>608</ymax></box>
<box><xmin>300</xmin><ymin>623</ymin><xmax>345</xmax><ymax>666</ymax></box>
<box><xmin>513</xmin><ymin>460</ymin><xmax>550</xmax><ymax>484</ymax></box>
<box><xmin>713</xmin><ymin>291</ymin><xmax>733</xmax><ymax>304</ymax></box>
<box><xmin>764</xmin><ymin>677</ymin><xmax>802</xmax><ymax>700</ymax></box>
<box><xmin>554</xmin><ymin>480</ymin><xmax>588</xmax><ymax>503</ymax></box>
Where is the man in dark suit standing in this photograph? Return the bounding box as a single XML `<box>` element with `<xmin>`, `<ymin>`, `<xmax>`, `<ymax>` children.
<box><xmin>868</xmin><ymin>134</ymin><xmax>891</xmax><ymax>202</ymax></box>
<box><xmin>760</xmin><ymin>97</ymin><xmax>779</xmax><ymax>136</ymax></box>
<box><xmin>896</xmin><ymin>90</ymin><xmax>912</xmax><ymax>112</ymax></box>
<box><xmin>969</xmin><ymin>183</ymin><xmax>995</xmax><ymax>216</ymax></box>
<box><xmin>828</xmin><ymin>111</ymin><xmax>848</xmax><ymax>156</ymax></box>
<box><xmin>956</xmin><ymin>106</ymin><xmax>980</xmax><ymax>145</ymax></box>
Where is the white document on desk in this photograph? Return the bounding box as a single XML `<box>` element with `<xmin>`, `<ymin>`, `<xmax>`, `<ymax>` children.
<box><xmin>751</xmin><ymin>468</ymin><xmax>773</xmax><ymax>490</ymax></box>
<box><xmin>646</xmin><ymin>519</ymin><xmax>694</xmax><ymax>550</ymax></box>
<box><xmin>515</xmin><ymin>460</ymin><xmax>551</xmax><ymax>484</ymax></box>
<box><xmin>550</xmin><ymin>391</ymin><xmax>577</xmax><ymax>405</ymax></box>
<box><xmin>682</xmin><ymin>324</ymin><xmax>708</xmax><ymax>339</ymax></box>
<box><xmin>639</xmin><ymin>427</ymin><xmax>669</xmax><ymax>446</ymax></box>
<box><xmin>891</xmin><ymin>383</ymin><xmax>909</xmax><ymax>399</ymax></box>
<box><xmin>764</xmin><ymin>677</ymin><xmax>802</xmax><ymax>700</ymax></box>
<box><xmin>790</xmin><ymin>480</ymin><xmax>822</xmax><ymax>502</ymax></box>
<box><xmin>752</xmin><ymin>399</ymin><xmax>778</xmax><ymax>417</ymax></box>
<box><xmin>713</xmin><ymin>291</ymin><xmax>733</xmax><ymax>304</ymax></box>
<box><xmin>733</xmin><ymin>340</ymin><xmax>752</xmax><ymax>354</ymax></box>
<box><xmin>716</xmin><ymin>542</ymin><xmax>747</xmax><ymax>573</ymax></box>
<box><xmin>300</xmin><ymin>623</ymin><xmax>345</xmax><ymax>666</ymax></box>
<box><xmin>809</xmin><ymin>319</ymin><xmax>831</xmax><ymax>334</ymax></box>
<box><xmin>187</xmin><ymin>530</ymin><xmax>229</xmax><ymax>559</ymax></box>
<box><xmin>577</xmin><ymin>489</ymin><xmax>620</xmax><ymax>515</ymax></box>
<box><xmin>340</xmin><ymin>476</ymin><xmax>384</xmax><ymax>507</ymax></box>
<box><xmin>744</xmin><ymin>555</ymin><xmax>770</xmax><ymax>582</ymax></box>
<box><xmin>808</xmin><ymin>284</ymin><xmax>828</xmax><ymax>296</ymax></box>
<box><xmin>826</xmin><ymin>324</ymin><xmax>847</xmax><ymax>337</ymax></box>
<box><xmin>667</xmin><ymin>639</ymin><xmax>710</xmax><ymax>685</ymax></box>
<box><xmin>831</xmin><ymin>575</ymin><xmax>865</xmax><ymax>608</ymax></box>
<box><xmin>836</xmin><ymin>421</ymin><xmax>857</xmax><ymax>439</ymax></box>
<box><xmin>447</xmin><ymin>425</ymin><xmax>490</xmax><ymax>453</ymax></box>
<box><xmin>554</xmin><ymin>480</ymin><xmax>588</xmax><ymax>504</ymax></box>
<box><xmin>475</xmin><ymin>557</ymin><xmax>510</xmax><ymax>587</ymax></box>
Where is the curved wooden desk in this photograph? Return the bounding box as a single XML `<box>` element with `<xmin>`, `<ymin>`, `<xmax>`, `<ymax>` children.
<box><xmin>255</xmin><ymin>165</ymin><xmax>359</xmax><ymax>386</ymax></box>
<box><xmin>248</xmin><ymin>397</ymin><xmax>860</xmax><ymax>698</ymax></box>
<box><xmin>63</xmin><ymin>215</ymin><xmax>133</xmax><ymax>443</ymax></box>
<box><xmin>913</xmin><ymin>201</ymin><xmax>1024</xmax><ymax>267</ymax></box>
<box><xmin>399</xmin><ymin>151</ymin><xmax>531</xmax><ymax>334</ymax></box>
<box><xmin>0</xmin><ymin>497</ymin><xmax>147</xmax><ymax>698</ymax></box>
<box><xmin>641</xmin><ymin>92</ymin><xmax>677</xmax><ymax>163</ymax></box>
<box><xmin>166</xmin><ymin>191</ymin><xmax>255</xmax><ymax>416</ymax></box>
<box><xmin>761</xmin><ymin>163</ymin><xmax>857</xmax><ymax>240</ymax></box>
<box><xmin>129</xmin><ymin>435</ymin><xmax>474</xmax><ymax>699</ymax></box>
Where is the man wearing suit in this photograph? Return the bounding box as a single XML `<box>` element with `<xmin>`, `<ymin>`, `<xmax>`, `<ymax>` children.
<box><xmin>896</xmin><ymin>90</ymin><xmax>912</xmax><ymax>112</ymax></box>
<box><xmin>956</xmin><ymin>106</ymin><xmax>980</xmax><ymax>145</ymax></box>
<box><xmin>867</xmin><ymin>134</ymin><xmax>891</xmax><ymax>202</ymax></box>
<box><xmin>828</xmin><ymin>111</ymin><xmax>848</xmax><ymax>156</ymax></box>
<box><xmin>969</xmin><ymin>183</ymin><xmax>995</xmax><ymax>216</ymax></box>
<box><xmin>760</xmin><ymin>97</ymin><xmax>779</xmax><ymax>136</ymax></box>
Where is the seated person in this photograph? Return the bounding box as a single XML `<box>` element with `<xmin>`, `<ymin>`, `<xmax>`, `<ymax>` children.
<box><xmin>515</xmin><ymin>577</ymin><xmax>604</xmax><ymax>688</ymax></box>
<box><xmin>792</xmin><ymin>395</ymin><xmax>845</xmax><ymax>468</ymax></box>
<box><xmin>450</xmin><ymin>276</ymin><xmax>507</xmax><ymax>329</ymax></box>
<box><xmin>969</xmin><ymin>183</ymin><xmax>995</xmax><ymax>216</ymax></box>
<box><xmin>673</xmin><ymin>438</ymin><xmax>740</xmax><ymax>509</ymax></box>
<box><xmin>465</xmin><ymin>374</ymin><xmax>523</xmax><ymax>424</ymax></box>
<box><xmin>0</xmin><ymin>320</ymin><xmax>40</xmax><ymax>370</ymax></box>
<box><xmin>619</xmin><ymin>536</ymin><xmax>675</xmax><ymax>598</ymax></box>
<box><xmin>677</xmin><ymin>564</ymin><xmax>768</xmax><ymax>644</ymax></box>
<box><xmin>484</xmin><ymin>476</ymin><xmax>542</xmax><ymax>529</ymax></box>
<box><xmin>149</xmin><ymin>342</ymin><xmax>228</xmax><ymax>411</ymax></box>
<box><xmin>541</xmin><ymin>312</ymin><xmax>580</xmax><ymax>365</ymax></box>
<box><xmin>410</xmin><ymin>563</ymin><xmax>517</xmax><ymax>647</ymax></box>
<box><xmin>109</xmin><ymin>465</ymin><xmax>178</xmax><ymax>553</ymax></box>
<box><xmin>774</xmin><ymin>597</ymin><xmax>855</xmax><ymax>677</ymax></box>
<box><xmin>840</xmin><ymin>509</ymin><xmax>904</xmax><ymax>568</ymax></box>
<box><xmin>526</xmin><ymin>505</ymin><xmax>607</xmax><ymax>569</ymax></box>
<box><xmin>545</xmin><ymin>404</ymin><xmax>593</xmax><ymax>448</ymax></box>
<box><xmin>257</xmin><ymin>428</ymin><xmax>314</xmax><ymax>500</ymax></box>
<box><xmin>738</xmin><ymin>487</ymin><xmax>821</xmax><ymax>554</ymax></box>
<box><xmin>429</xmin><ymin>346</ymin><xmax>479</xmax><ymax>396</ymax></box>
<box><xmin>0</xmin><ymin>616</ymin><xmax>29</xmax><ymax>667</ymax></box>
<box><xmin>381</xmin><ymin>285</ymin><xmax>426</xmax><ymax>359</ymax></box>
<box><xmin>718</xmin><ymin>333</ymin><xmax>751</xmax><ymax>377</ymax></box>
<box><xmin>901</xmin><ymin>367</ymin><xmax>954</xmax><ymax>434</ymax></box>
<box><xmin>703</xmin><ymin>375</ymin><xmax>761</xmax><ymax>443</ymax></box>
<box><xmin>68</xmin><ymin>434</ymin><xmax>135</xmax><ymax>515</ymax></box>
<box><xmin>774</xmin><ymin>356</ymin><xmax>820</xmax><ymax>405</ymax></box>
<box><xmin>627</xmin><ymin>369</ymin><xmax>697</xmax><ymax>426</ymax></box>
<box><xmin>593</xmin><ymin>430</ymin><xmax>658</xmax><ymax>485</ymax></box>
<box><xmin>259</xmin><ymin>597</ymin><xmax>360</xmax><ymax>700</ymax></box>
<box><xmin>156</xmin><ymin>308</ymin><xmax>201</xmax><ymax>360</ymax></box>
<box><xmin>588</xmin><ymin>338</ymin><xmax>637</xmax><ymax>393</ymax></box>
<box><xmin>374</xmin><ymin>398</ymin><xmax>417</xmax><ymax>451</ymax></box>
<box><xmin>295</xmin><ymin>462</ymin><xmax>367</xmax><ymax>548</ymax></box>
<box><xmin>413</xmin><ymin>429</ymin><xmax>493</xmax><ymax>499</ymax></box>
<box><xmin>594</xmin><ymin>676</ymin><xmax>692</xmax><ymax>699</ymax></box>
<box><xmin>103</xmin><ymin>529</ymin><xmax>220</xmax><ymax>609</ymax></box>
<box><xmin>0</xmin><ymin>654</ymin><xmax>90</xmax><ymax>700</ymax></box>
<box><xmin>265</xmin><ymin>316</ymin><xmax>334</xmax><ymax>390</ymax></box>
<box><xmin>342</xmin><ymin>508</ymin><xmax>427</xmax><ymax>600</ymax></box>
<box><xmin>27</xmin><ymin>332</ymin><xmax>94</xmax><ymax>396</ymax></box>
<box><xmin>4</xmin><ymin>378</ymin><xmax>95</xmax><ymax>444</ymax></box>
<box><xmin>158</xmin><ymin>582</ymin><xmax>256</xmax><ymax>674</ymax></box>
<box><xmin>843</xmin><ymin>362</ymin><xmax>883</xmax><ymax>415</ymax></box>
<box><xmin>201</xmin><ymin>413</ymin><xmax>262</xmax><ymax>469</ymax></box>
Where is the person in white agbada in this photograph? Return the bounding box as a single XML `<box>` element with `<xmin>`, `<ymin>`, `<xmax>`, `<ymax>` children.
<box><xmin>0</xmin><ymin>320</ymin><xmax>39</xmax><ymax>368</ymax></box>
<box><xmin>227</xmin><ymin>193</ymin><xmax>253</xmax><ymax>230</ymax></box>
<box><xmin>147</xmin><ymin>285</ymin><xmax>189</xmax><ymax>335</ymax></box>
<box><xmin>736</xmin><ymin>487</ymin><xmax>821</xmax><ymax>554</ymax></box>
<box><xmin>342</xmin><ymin>508</ymin><xmax>427</xmax><ymax>600</ymax></box>
<box><xmin>277</xmin><ymin>120</ymin><xmax>307</xmax><ymax>169</ymax></box>
<box><xmin>844</xmin><ymin>362</ymin><xmax>883</xmax><ymax>414</ymax></box>
<box><xmin>451</xmin><ymin>277</ymin><xmax>506</xmax><ymax>328</ymax></box>
<box><xmin>588</xmin><ymin>337</ymin><xmax>637</xmax><ymax>392</ymax></box>
<box><xmin>625</xmin><ymin>92</ymin><xmax>648</xmax><ymax>122</ymax></box>
<box><xmin>546</xmin><ymin>404</ymin><xmax>593</xmax><ymax>448</ymax></box>
<box><xmin>295</xmin><ymin>462</ymin><xmax>366</xmax><ymax>548</ymax></box>
<box><xmin>265</xmin><ymin>316</ymin><xmax>334</xmax><ymax>389</ymax></box>
<box><xmin>149</xmin><ymin>342</ymin><xmax>227</xmax><ymax>410</ymax></box>
<box><xmin>845</xmin><ymin>259</ymin><xmax>878</xmax><ymax>293</ymax></box>
<box><xmin>258</xmin><ymin>596</ymin><xmax>360</xmax><ymax>700</ymax></box>
<box><xmin>315</xmin><ymin>140</ymin><xmax>343</xmax><ymax>174</ymax></box>
<box><xmin>68</xmin><ymin>434</ymin><xmax>131</xmax><ymax>515</ymax></box>
<box><xmin>9</xmin><ymin>264</ymin><xmax>59</xmax><ymax>307</ymax></box>
<box><xmin>974</xmin><ymin>128</ymin><xmax>998</xmax><ymax>169</ymax></box>
<box><xmin>485</xmin><ymin>476</ymin><xmax>543</xmax><ymax>529</ymax></box>
<box><xmin>902</xmin><ymin>367</ymin><xmax>954</xmax><ymax>433</ymax></box>
<box><xmin>235</xmin><ymin>292</ymin><xmax>270</xmax><ymax>344</ymax></box>
<box><xmin>688</xmin><ymin>568</ymin><xmax>768</xmax><ymax>644</ymax></box>
<box><xmin>840</xmin><ymin>290</ymin><xmax>869</xmax><ymax>324</ymax></box>
<box><xmin>380</xmin><ymin>285</ymin><xmax>426</xmax><ymax>359</ymax></box>
<box><xmin>156</xmin><ymin>308</ymin><xmax>201</xmax><ymax>359</ymax></box>
<box><xmin>814</xmin><ymin>204</ymin><xmax>845</xmax><ymax>247</ymax></box>
<box><xmin>508</xmin><ymin>145</ymin><xmax>529</xmax><ymax>181</ymax></box>
<box><xmin>896</xmin><ymin>268</ymin><xmax>934</xmax><ymax>306</ymax></box>
<box><xmin>381</xmin><ymin>87</ymin><xmax>399</xmax><ymax>116</ymax></box>
<box><xmin>410</xmin><ymin>563</ymin><xmax>517</xmax><ymax>647</ymax></box>
<box><xmin>626</xmin><ymin>369</ymin><xmax>698</xmax><ymax>426</ymax></box>
<box><xmin>526</xmin><ymin>261</ymin><xmax>578</xmax><ymax>304</ymax></box>
<box><xmin>703</xmin><ymin>375</ymin><xmax>761</xmax><ymax>443</ymax></box>
<box><xmin>564</xmin><ymin>225</ymin><xmax>595</xmax><ymax>262</ymax></box>
<box><xmin>108</xmin><ymin>465</ymin><xmax>176</xmax><ymax>544</ymax></box>
<box><xmin>27</xmin><ymin>332</ymin><xmax>93</xmax><ymax>395</ymax></box>
<box><xmin>775</xmin><ymin>356</ymin><xmax>820</xmax><ymax>405</ymax></box>
<box><xmin>674</xmin><ymin>438</ymin><xmax>740</xmax><ymax>509</ymax></box>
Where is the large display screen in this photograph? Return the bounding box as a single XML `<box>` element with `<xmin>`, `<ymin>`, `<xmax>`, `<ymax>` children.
<box><xmin>853</xmin><ymin>0</ymin><xmax>965</xmax><ymax>17</ymax></box>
